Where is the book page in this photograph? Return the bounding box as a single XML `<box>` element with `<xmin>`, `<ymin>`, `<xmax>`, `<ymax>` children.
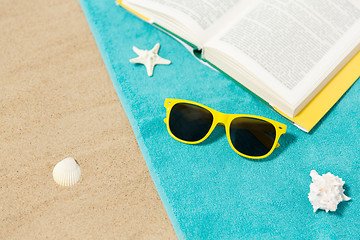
<box><xmin>123</xmin><ymin>0</ymin><xmax>248</xmax><ymax>47</ymax></box>
<box><xmin>143</xmin><ymin>0</ymin><xmax>239</xmax><ymax>30</ymax></box>
<box><xmin>205</xmin><ymin>0</ymin><xmax>360</xmax><ymax>108</ymax></box>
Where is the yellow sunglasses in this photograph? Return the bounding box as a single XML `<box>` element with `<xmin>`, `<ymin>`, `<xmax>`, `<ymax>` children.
<box><xmin>164</xmin><ymin>99</ymin><xmax>287</xmax><ymax>159</ymax></box>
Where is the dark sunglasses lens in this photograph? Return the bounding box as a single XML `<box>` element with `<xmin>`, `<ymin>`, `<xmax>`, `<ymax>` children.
<box><xmin>169</xmin><ymin>103</ymin><xmax>213</xmax><ymax>142</ymax></box>
<box><xmin>230</xmin><ymin>117</ymin><xmax>276</xmax><ymax>157</ymax></box>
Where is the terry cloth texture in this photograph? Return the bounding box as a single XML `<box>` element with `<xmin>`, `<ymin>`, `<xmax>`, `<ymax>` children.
<box><xmin>79</xmin><ymin>0</ymin><xmax>360</xmax><ymax>238</ymax></box>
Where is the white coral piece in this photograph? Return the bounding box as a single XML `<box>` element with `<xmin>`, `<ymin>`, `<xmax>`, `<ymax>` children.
<box><xmin>308</xmin><ymin>170</ymin><xmax>350</xmax><ymax>212</ymax></box>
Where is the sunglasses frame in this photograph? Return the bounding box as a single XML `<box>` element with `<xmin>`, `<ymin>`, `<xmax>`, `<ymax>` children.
<box><xmin>164</xmin><ymin>98</ymin><xmax>287</xmax><ymax>159</ymax></box>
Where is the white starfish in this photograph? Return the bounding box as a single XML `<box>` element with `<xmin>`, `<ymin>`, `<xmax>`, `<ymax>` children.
<box><xmin>129</xmin><ymin>43</ymin><xmax>171</xmax><ymax>76</ymax></box>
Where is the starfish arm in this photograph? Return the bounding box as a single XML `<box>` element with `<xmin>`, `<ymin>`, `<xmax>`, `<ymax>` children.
<box><xmin>154</xmin><ymin>56</ymin><xmax>171</xmax><ymax>65</ymax></box>
<box><xmin>129</xmin><ymin>57</ymin><xmax>137</xmax><ymax>63</ymax></box>
<box><xmin>133</xmin><ymin>46</ymin><xmax>145</xmax><ymax>55</ymax></box>
<box><xmin>129</xmin><ymin>56</ymin><xmax>145</xmax><ymax>64</ymax></box>
<box><xmin>145</xmin><ymin>62</ymin><xmax>155</xmax><ymax>76</ymax></box>
<box><xmin>150</xmin><ymin>43</ymin><xmax>160</xmax><ymax>54</ymax></box>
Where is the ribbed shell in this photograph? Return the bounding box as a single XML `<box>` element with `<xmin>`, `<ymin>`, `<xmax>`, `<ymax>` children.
<box><xmin>53</xmin><ymin>157</ymin><xmax>81</xmax><ymax>187</ymax></box>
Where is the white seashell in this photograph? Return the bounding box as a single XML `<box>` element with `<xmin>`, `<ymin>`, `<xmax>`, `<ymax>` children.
<box><xmin>53</xmin><ymin>157</ymin><xmax>81</xmax><ymax>187</ymax></box>
<box><xmin>308</xmin><ymin>170</ymin><xmax>350</xmax><ymax>212</ymax></box>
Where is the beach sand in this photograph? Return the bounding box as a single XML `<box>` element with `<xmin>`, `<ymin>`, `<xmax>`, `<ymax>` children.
<box><xmin>0</xmin><ymin>0</ymin><xmax>176</xmax><ymax>239</ymax></box>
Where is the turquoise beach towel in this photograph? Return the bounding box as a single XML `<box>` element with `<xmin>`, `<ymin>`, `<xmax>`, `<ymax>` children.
<box><xmin>79</xmin><ymin>0</ymin><xmax>360</xmax><ymax>238</ymax></box>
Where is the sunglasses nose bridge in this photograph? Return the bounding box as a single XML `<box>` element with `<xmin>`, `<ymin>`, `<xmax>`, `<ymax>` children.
<box><xmin>214</xmin><ymin>111</ymin><xmax>229</xmax><ymax>126</ymax></box>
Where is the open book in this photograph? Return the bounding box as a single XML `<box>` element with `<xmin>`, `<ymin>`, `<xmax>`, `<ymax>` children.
<box><xmin>118</xmin><ymin>0</ymin><xmax>360</xmax><ymax>132</ymax></box>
